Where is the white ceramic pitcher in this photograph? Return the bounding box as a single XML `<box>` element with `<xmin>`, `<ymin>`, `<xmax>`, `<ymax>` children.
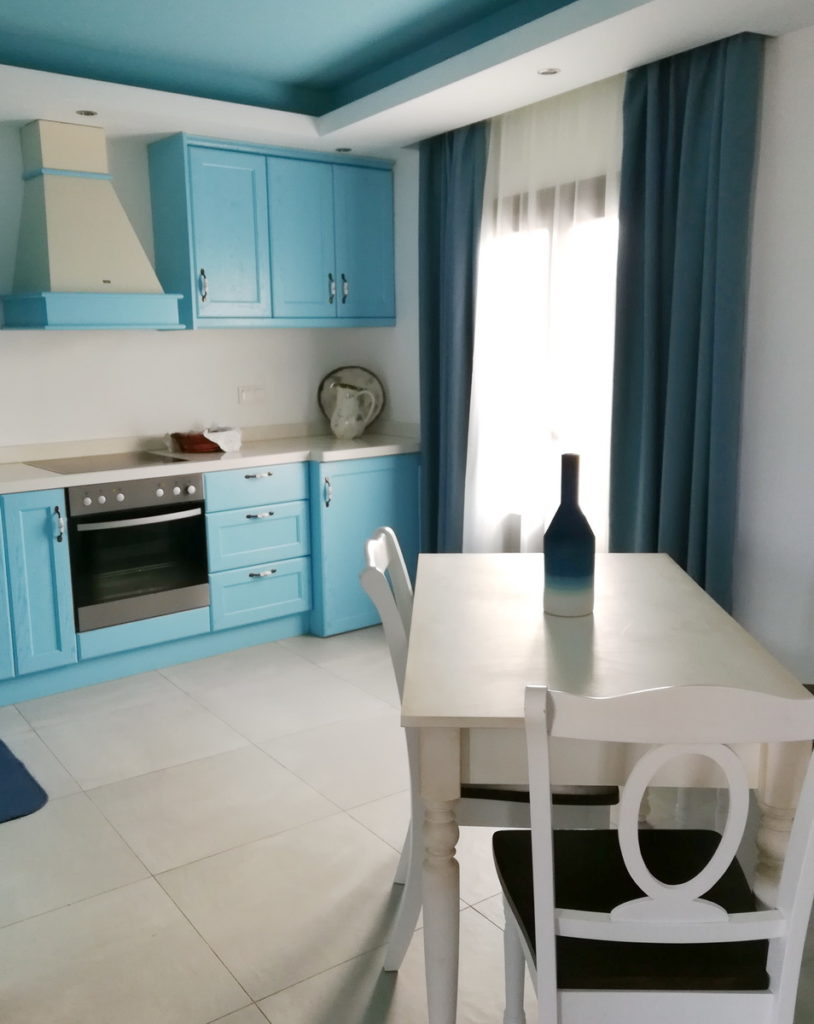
<box><xmin>329</xmin><ymin>382</ymin><xmax>377</xmax><ymax>440</ymax></box>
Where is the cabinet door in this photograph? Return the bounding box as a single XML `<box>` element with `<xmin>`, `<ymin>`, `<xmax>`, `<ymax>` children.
<box><xmin>188</xmin><ymin>147</ymin><xmax>272</xmax><ymax>319</ymax></box>
<box><xmin>0</xmin><ymin>510</ymin><xmax>15</xmax><ymax>679</ymax></box>
<box><xmin>310</xmin><ymin>455</ymin><xmax>420</xmax><ymax>636</ymax></box>
<box><xmin>3</xmin><ymin>490</ymin><xmax>77</xmax><ymax>675</ymax></box>
<box><xmin>267</xmin><ymin>157</ymin><xmax>336</xmax><ymax>318</ymax></box>
<box><xmin>333</xmin><ymin>165</ymin><xmax>395</xmax><ymax>320</ymax></box>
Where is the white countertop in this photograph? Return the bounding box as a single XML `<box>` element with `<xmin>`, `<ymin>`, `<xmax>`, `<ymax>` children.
<box><xmin>0</xmin><ymin>433</ymin><xmax>420</xmax><ymax>495</ymax></box>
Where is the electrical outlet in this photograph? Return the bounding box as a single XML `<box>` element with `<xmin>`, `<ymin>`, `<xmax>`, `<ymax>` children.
<box><xmin>238</xmin><ymin>385</ymin><xmax>265</xmax><ymax>405</ymax></box>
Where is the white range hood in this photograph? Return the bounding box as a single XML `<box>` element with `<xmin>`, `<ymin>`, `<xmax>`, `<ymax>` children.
<box><xmin>2</xmin><ymin>119</ymin><xmax>182</xmax><ymax>329</ymax></box>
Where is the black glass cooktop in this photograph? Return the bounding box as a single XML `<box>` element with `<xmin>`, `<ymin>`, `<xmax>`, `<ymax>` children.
<box><xmin>27</xmin><ymin>452</ymin><xmax>186</xmax><ymax>475</ymax></box>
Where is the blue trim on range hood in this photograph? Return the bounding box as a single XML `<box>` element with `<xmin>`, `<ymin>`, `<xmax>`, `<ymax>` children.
<box><xmin>1</xmin><ymin>292</ymin><xmax>185</xmax><ymax>330</ymax></box>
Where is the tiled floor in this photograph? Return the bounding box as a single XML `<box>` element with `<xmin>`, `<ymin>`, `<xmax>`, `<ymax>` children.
<box><xmin>0</xmin><ymin>626</ymin><xmax>812</xmax><ymax>1022</ymax></box>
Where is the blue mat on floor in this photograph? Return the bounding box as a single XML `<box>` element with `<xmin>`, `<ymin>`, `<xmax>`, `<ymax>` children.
<box><xmin>0</xmin><ymin>739</ymin><xmax>48</xmax><ymax>822</ymax></box>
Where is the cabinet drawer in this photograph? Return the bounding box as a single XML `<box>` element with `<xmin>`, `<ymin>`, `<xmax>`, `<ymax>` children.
<box><xmin>204</xmin><ymin>462</ymin><xmax>307</xmax><ymax>511</ymax></box>
<box><xmin>210</xmin><ymin>557</ymin><xmax>311</xmax><ymax>631</ymax></box>
<box><xmin>207</xmin><ymin>500</ymin><xmax>309</xmax><ymax>572</ymax></box>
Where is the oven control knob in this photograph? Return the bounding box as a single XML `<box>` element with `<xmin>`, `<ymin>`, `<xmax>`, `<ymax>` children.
<box><xmin>172</xmin><ymin>485</ymin><xmax>182</xmax><ymax>496</ymax></box>
<box><xmin>155</xmin><ymin>487</ymin><xmax>164</xmax><ymax>498</ymax></box>
<box><xmin>116</xmin><ymin>492</ymin><xmax>125</xmax><ymax>503</ymax></box>
<box><xmin>97</xmin><ymin>495</ymin><xmax>107</xmax><ymax>505</ymax></box>
<box><xmin>185</xmin><ymin>484</ymin><xmax>197</xmax><ymax>496</ymax></box>
<box><xmin>82</xmin><ymin>496</ymin><xmax>92</xmax><ymax>507</ymax></box>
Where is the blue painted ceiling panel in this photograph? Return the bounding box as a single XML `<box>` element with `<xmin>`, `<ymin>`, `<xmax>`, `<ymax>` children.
<box><xmin>0</xmin><ymin>0</ymin><xmax>578</xmax><ymax>115</ymax></box>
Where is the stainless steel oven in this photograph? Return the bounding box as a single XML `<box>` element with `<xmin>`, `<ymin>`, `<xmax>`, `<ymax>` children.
<box><xmin>66</xmin><ymin>473</ymin><xmax>209</xmax><ymax>632</ymax></box>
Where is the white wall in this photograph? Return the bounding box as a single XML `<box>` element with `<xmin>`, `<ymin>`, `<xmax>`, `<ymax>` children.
<box><xmin>0</xmin><ymin>123</ymin><xmax>419</xmax><ymax>450</ymax></box>
<box><xmin>733</xmin><ymin>25</ymin><xmax>814</xmax><ymax>684</ymax></box>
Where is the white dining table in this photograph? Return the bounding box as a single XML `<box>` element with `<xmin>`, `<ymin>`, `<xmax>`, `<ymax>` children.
<box><xmin>400</xmin><ymin>552</ymin><xmax>813</xmax><ymax>1024</ymax></box>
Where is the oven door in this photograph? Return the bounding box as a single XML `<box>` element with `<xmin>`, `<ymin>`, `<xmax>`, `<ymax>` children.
<box><xmin>69</xmin><ymin>503</ymin><xmax>210</xmax><ymax>631</ymax></box>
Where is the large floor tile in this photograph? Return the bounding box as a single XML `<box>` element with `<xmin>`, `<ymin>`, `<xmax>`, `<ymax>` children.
<box><xmin>261</xmin><ymin>709</ymin><xmax>409</xmax><ymax>808</ymax></box>
<box><xmin>0</xmin><ymin>792</ymin><xmax>148</xmax><ymax>927</ymax></box>
<box><xmin>23</xmin><ymin>688</ymin><xmax>248</xmax><ymax>789</ymax></box>
<box><xmin>0</xmin><ymin>879</ymin><xmax>249</xmax><ymax>1024</ymax></box>
<box><xmin>158</xmin><ymin>813</ymin><xmax>399</xmax><ymax>1000</ymax></box>
<box><xmin>162</xmin><ymin>643</ymin><xmax>391</xmax><ymax>743</ymax></box>
<box><xmin>0</xmin><ymin>704</ymin><xmax>33</xmax><ymax>737</ymax></box>
<box><xmin>349</xmin><ymin>790</ymin><xmax>411</xmax><ymax>851</ymax></box>
<box><xmin>257</xmin><ymin>907</ymin><xmax>538</xmax><ymax>1024</ymax></box>
<box><xmin>89</xmin><ymin>745</ymin><xmax>337</xmax><ymax>873</ymax></box>
<box><xmin>280</xmin><ymin>628</ymin><xmax>400</xmax><ymax>707</ymax></box>
<box><xmin>208</xmin><ymin>1008</ymin><xmax>268</xmax><ymax>1024</ymax></box>
<box><xmin>16</xmin><ymin>671</ymin><xmax>181</xmax><ymax>729</ymax></box>
<box><xmin>0</xmin><ymin>714</ymin><xmax>80</xmax><ymax>799</ymax></box>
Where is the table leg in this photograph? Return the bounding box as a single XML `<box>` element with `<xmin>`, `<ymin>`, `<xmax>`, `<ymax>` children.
<box><xmin>420</xmin><ymin>728</ymin><xmax>462</xmax><ymax>1024</ymax></box>
<box><xmin>754</xmin><ymin>740</ymin><xmax>810</xmax><ymax>903</ymax></box>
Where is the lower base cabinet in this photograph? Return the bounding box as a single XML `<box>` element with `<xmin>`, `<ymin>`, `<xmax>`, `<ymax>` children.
<box><xmin>2</xmin><ymin>488</ymin><xmax>77</xmax><ymax>676</ymax></box>
<box><xmin>309</xmin><ymin>454</ymin><xmax>420</xmax><ymax>637</ymax></box>
<box><xmin>0</xmin><ymin>510</ymin><xmax>15</xmax><ymax>680</ymax></box>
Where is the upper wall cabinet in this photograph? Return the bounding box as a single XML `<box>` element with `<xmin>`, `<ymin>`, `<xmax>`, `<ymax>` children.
<box><xmin>148</xmin><ymin>134</ymin><xmax>396</xmax><ymax>329</ymax></box>
<box><xmin>268</xmin><ymin>157</ymin><xmax>395</xmax><ymax>321</ymax></box>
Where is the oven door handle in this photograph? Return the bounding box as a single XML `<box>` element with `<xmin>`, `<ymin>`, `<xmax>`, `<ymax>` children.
<box><xmin>75</xmin><ymin>508</ymin><xmax>203</xmax><ymax>532</ymax></box>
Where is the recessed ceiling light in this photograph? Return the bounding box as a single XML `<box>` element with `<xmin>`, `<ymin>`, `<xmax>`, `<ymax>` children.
<box><xmin>75</xmin><ymin>109</ymin><xmax>98</xmax><ymax>117</ymax></box>
<box><xmin>537</xmin><ymin>68</ymin><xmax>561</xmax><ymax>76</ymax></box>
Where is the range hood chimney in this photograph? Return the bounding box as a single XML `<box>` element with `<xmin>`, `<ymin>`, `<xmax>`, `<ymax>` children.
<box><xmin>2</xmin><ymin>120</ymin><xmax>182</xmax><ymax>329</ymax></box>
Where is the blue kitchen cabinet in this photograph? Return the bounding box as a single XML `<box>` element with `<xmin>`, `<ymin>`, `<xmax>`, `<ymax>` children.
<box><xmin>309</xmin><ymin>454</ymin><xmax>420</xmax><ymax>637</ymax></box>
<box><xmin>0</xmin><ymin>508</ymin><xmax>15</xmax><ymax>679</ymax></box>
<box><xmin>267</xmin><ymin>157</ymin><xmax>335</xmax><ymax>318</ymax></box>
<box><xmin>148</xmin><ymin>134</ymin><xmax>395</xmax><ymax>328</ymax></box>
<box><xmin>268</xmin><ymin>158</ymin><xmax>395</xmax><ymax>320</ymax></box>
<box><xmin>332</xmin><ymin>164</ymin><xmax>395</xmax><ymax>320</ymax></box>
<box><xmin>2</xmin><ymin>489</ymin><xmax>77</xmax><ymax>675</ymax></box>
<box><xmin>187</xmin><ymin>146</ymin><xmax>272</xmax><ymax>320</ymax></box>
<box><xmin>205</xmin><ymin>463</ymin><xmax>312</xmax><ymax>631</ymax></box>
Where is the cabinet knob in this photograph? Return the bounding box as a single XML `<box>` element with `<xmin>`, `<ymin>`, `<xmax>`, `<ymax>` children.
<box><xmin>323</xmin><ymin>476</ymin><xmax>332</xmax><ymax>508</ymax></box>
<box><xmin>341</xmin><ymin>273</ymin><xmax>349</xmax><ymax>304</ymax></box>
<box><xmin>248</xmin><ymin>569</ymin><xmax>277</xmax><ymax>578</ymax></box>
<box><xmin>246</xmin><ymin>511</ymin><xmax>273</xmax><ymax>519</ymax></box>
<box><xmin>199</xmin><ymin>268</ymin><xmax>208</xmax><ymax>302</ymax></box>
<box><xmin>328</xmin><ymin>272</ymin><xmax>336</xmax><ymax>304</ymax></box>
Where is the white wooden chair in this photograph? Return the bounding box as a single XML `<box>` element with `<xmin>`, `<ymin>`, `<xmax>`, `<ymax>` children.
<box><xmin>493</xmin><ymin>683</ymin><xmax>814</xmax><ymax>1024</ymax></box>
<box><xmin>361</xmin><ymin>527</ymin><xmax>616</xmax><ymax>971</ymax></box>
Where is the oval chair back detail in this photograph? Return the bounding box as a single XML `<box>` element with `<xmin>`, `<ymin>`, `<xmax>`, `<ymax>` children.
<box><xmin>360</xmin><ymin>528</ymin><xmax>617</xmax><ymax>971</ymax></box>
<box><xmin>493</xmin><ymin>684</ymin><xmax>814</xmax><ymax>1024</ymax></box>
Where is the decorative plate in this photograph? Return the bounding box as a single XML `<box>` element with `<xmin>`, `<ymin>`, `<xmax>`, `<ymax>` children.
<box><xmin>318</xmin><ymin>366</ymin><xmax>385</xmax><ymax>427</ymax></box>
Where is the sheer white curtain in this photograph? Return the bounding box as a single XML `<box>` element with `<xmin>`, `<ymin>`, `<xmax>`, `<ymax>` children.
<box><xmin>463</xmin><ymin>77</ymin><xmax>624</xmax><ymax>553</ymax></box>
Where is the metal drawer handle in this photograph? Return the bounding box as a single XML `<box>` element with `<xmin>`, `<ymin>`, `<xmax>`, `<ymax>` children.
<box><xmin>199</xmin><ymin>268</ymin><xmax>208</xmax><ymax>302</ymax></box>
<box><xmin>341</xmin><ymin>273</ymin><xmax>349</xmax><ymax>303</ymax></box>
<box><xmin>248</xmin><ymin>569</ymin><xmax>277</xmax><ymax>578</ymax></box>
<box><xmin>246</xmin><ymin>511</ymin><xmax>274</xmax><ymax>519</ymax></box>
<box><xmin>328</xmin><ymin>272</ymin><xmax>336</xmax><ymax>304</ymax></box>
<box><xmin>323</xmin><ymin>476</ymin><xmax>332</xmax><ymax>508</ymax></box>
<box><xmin>244</xmin><ymin>472</ymin><xmax>273</xmax><ymax>479</ymax></box>
<box><xmin>54</xmin><ymin>505</ymin><xmax>65</xmax><ymax>542</ymax></box>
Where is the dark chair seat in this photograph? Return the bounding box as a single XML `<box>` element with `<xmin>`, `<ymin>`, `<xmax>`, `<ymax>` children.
<box><xmin>493</xmin><ymin>828</ymin><xmax>769</xmax><ymax>991</ymax></box>
<box><xmin>461</xmin><ymin>783</ymin><xmax>619</xmax><ymax>806</ymax></box>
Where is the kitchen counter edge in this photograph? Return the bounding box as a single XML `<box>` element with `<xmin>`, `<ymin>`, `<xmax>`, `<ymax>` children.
<box><xmin>0</xmin><ymin>434</ymin><xmax>420</xmax><ymax>495</ymax></box>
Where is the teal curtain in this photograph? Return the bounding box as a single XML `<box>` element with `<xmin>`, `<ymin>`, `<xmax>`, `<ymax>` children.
<box><xmin>609</xmin><ymin>33</ymin><xmax>764</xmax><ymax>610</ymax></box>
<box><xmin>419</xmin><ymin>122</ymin><xmax>489</xmax><ymax>552</ymax></box>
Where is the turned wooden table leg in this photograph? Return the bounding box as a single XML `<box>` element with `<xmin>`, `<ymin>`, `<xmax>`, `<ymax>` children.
<box><xmin>754</xmin><ymin>740</ymin><xmax>810</xmax><ymax>903</ymax></box>
<box><xmin>420</xmin><ymin>728</ymin><xmax>462</xmax><ymax>1024</ymax></box>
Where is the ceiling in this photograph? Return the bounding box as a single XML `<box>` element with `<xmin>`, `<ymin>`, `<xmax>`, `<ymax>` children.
<box><xmin>0</xmin><ymin>0</ymin><xmax>812</xmax><ymax>153</ymax></box>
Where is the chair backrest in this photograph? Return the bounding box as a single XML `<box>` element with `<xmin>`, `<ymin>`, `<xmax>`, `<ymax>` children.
<box><xmin>525</xmin><ymin>684</ymin><xmax>814</xmax><ymax>1024</ymax></box>
<box><xmin>360</xmin><ymin>527</ymin><xmax>413</xmax><ymax>697</ymax></box>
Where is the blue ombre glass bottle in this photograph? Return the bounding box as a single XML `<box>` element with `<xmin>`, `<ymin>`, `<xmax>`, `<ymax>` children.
<box><xmin>544</xmin><ymin>453</ymin><xmax>595</xmax><ymax>617</ymax></box>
